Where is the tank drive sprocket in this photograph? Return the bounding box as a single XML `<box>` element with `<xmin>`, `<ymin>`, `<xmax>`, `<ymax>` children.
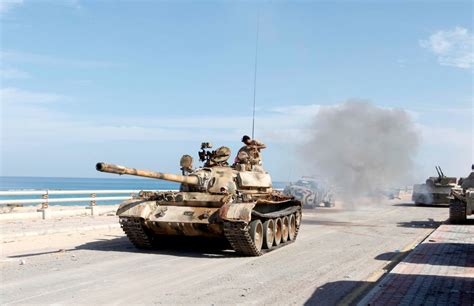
<box><xmin>449</xmin><ymin>198</ymin><xmax>466</xmax><ymax>224</ymax></box>
<box><xmin>120</xmin><ymin>217</ymin><xmax>156</xmax><ymax>249</ymax></box>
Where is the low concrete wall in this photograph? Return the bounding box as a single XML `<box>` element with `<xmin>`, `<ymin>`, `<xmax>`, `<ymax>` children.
<box><xmin>0</xmin><ymin>205</ymin><xmax>119</xmax><ymax>221</ymax></box>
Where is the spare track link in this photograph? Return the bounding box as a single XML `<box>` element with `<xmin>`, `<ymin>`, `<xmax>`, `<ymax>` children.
<box><xmin>224</xmin><ymin>209</ymin><xmax>301</xmax><ymax>256</ymax></box>
<box><xmin>119</xmin><ymin>217</ymin><xmax>154</xmax><ymax>249</ymax></box>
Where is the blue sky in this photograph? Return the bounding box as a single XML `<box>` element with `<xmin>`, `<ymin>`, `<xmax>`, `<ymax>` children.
<box><xmin>1</xmin><ymin>0</ymin><xmax>473</xmax><ymax>182</ymax></box>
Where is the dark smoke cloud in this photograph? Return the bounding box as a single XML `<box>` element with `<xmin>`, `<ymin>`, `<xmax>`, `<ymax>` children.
<box><xmin>301</xmin><ymin>100</ymin><xmax>420</xmax><ymax>200</ymax></box>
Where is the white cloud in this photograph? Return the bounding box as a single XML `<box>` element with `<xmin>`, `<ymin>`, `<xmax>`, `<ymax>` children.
<box><xmin>1</xmin><ymin>50</ymin><xmax>115</xmax><ymax>69</ymax></box>
<box><xmin>420</xmin><ymin>26</ymin><xmax>474</xmax><ymax>69</ymax></box>
<box><xmin>0</xmin><ymin>87</ymin><xmax>64</xmax><ymax>105</ymax></box>
<box><xmin>0</xmin><ymin>0</ymin><xmax>23</xmax><ymax>14</ymax></box>
<box><xmin>0</xmin><ymin>0</ymin><xmax>82</xmax><ymax>14</ymax></box>
<box><xmin>64</xmin><ymin>0</ymin><xmax>81</xmax><ymax>10</ymax></box>
<box><xmin>1</xmin><ymin>88</ymin><xmax>319</xmax><ymax>146</ymax></box>
<box><xmin>417</xmin><ymin>124</ymin><xmax>472</xmax><ymax>147</ymax></box>
<box><xmin>1</xmin><ymin>89</ymin><xmax>471</xmax><ymax>179</ymax></box>
<box><xmin>3</xmin><ymin>90</ymin><xmax>470</xmax><ymax>150</ymax></box>
<box><xmin>270</xmin><ymin>104</ymin><xmax>320</xmax><ymax>116</ymax></box>
<box><xmin>43</xmin><ymin>0</ymin><xmax>82</xmax><ymax>10</ymax></box>
<box><xmin>0</xmin><ymin>68</ymin><xmax>30</xmax><ymax>79</ymax></box>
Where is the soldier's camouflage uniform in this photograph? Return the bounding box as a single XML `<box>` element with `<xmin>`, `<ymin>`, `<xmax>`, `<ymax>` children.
<box><xmin>235</xmin><ymin>139</ymin><xmax>266</xmax><ymax>170</ymax></box>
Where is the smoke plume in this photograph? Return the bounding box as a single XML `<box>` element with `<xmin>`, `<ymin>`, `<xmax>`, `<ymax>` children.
<box><xmin>301</xmin><ymin>100</ymin><xmax>420</xmax><ymax>201</ymax></box>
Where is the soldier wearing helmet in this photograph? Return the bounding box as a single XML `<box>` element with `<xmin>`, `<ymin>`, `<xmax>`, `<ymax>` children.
<box><xmin>234</xmin><ymin>135</ymin><xmax>266</xmax><ymax>170</ymax></box>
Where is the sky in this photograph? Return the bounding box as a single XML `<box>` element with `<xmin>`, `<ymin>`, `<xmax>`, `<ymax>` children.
<box><xmin>0</xmin><ymin>0</ymin><xmax>473</xmax><ymax>182</ymax></box>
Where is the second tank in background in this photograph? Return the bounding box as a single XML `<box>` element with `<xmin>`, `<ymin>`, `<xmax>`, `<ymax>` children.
<box><xmin>284</xmin><ymin>177</ymin><xmax>336</xmax><ymax>208</ymax></box>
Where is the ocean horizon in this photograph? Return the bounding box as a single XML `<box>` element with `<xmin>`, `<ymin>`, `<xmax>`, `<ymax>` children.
<box><xmin>0</xmin><ymin>176</ymin><xmax>288</xmax><ymax>206</ymax></box>
<box><xmin>0</xmin><ymin>176</ymin><xmax>288</xmax><ymax>190</ymax></box>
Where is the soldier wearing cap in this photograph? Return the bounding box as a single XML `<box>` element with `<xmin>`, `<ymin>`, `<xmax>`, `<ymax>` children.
<box><xmin>234</xmin><ymin>135</ymin><xmax>266</xmax><ymax>169</ymax></box>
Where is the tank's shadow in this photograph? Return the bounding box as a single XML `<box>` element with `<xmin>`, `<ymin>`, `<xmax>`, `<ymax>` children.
<box><xmin>75</xmin><ymin>235</ymin><xmax>239</xmax><ymax>258</ymax></box>
<box><xmin>392</xmin><ymin>202</ymin><xmax>449</xmax><ymax>208</ymax></box>
<box><xmin>8</xmin><ymin>235</ymin><xmax>240</xmax><ymax>259</ymax></box>
<box><xmin>397</xmin><ymin>219</ymin><xmax>443</xmax><ymax>228</ymax></box>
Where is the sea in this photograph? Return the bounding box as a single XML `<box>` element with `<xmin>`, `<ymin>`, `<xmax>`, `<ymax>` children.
<box><xmin>0</xmin><ymin>177</ymin><xmax>287</xmax><ymax>206</ymax></box>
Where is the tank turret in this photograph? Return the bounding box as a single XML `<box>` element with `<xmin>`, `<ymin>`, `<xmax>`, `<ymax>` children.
<box><xmin>413</xmin><ymin>165</ymin><xmax>458</xmax><ymax>205</ymax></box>
<box><xmin>96</xmin><ymin>161</ymin><xmax>272</xmax><ymax>195</ymax></box>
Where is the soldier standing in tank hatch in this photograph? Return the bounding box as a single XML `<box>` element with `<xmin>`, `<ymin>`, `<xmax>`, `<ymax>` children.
<box><xmin>179</xmin><ymin>155</ymin><xmax>193</xmax><ymax>191</ymax></box>
<box><xmin>234</xmin><ymin>135</ymin><xmax>266</xmax><ymax>169</ymax></box>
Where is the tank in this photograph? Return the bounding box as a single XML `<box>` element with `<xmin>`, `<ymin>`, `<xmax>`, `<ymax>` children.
<box><xmin>283</xmin><ymin>177</ymin><xmax>335</xmax><ymax>208</ymax></box>
<box><xmin>449</xmin><ymin>165</ymin><xmax>474</xmax><ymax>224</ymax></box>
<box><xmin>96</xmin><ymin>143</ymin><xmax>302</xmax><ymax>256</ymax></box>
<box><xmin>412</xmin><ymin>166</ymin><xmax>458</xmax><ymax>205</ymax></box>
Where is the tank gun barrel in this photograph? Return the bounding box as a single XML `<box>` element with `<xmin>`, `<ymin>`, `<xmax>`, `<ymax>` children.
<box><xmin>96</xmin><ymin>162</ymin><xmax>199</xmax><ymax>185</ymax></box>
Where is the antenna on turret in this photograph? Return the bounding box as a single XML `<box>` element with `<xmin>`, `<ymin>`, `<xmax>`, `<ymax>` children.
<box><xmin>251</xmin><ymin>8</ymin><xmax>260</xmax><ymax>139</ymax></box>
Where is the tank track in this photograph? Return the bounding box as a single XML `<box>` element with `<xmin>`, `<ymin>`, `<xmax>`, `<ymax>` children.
<box><xmin>119</xmin><ymin>217</ymin><xmax>155</xmax><ymax>249</ymax></box>
<box><xmin>224</xmin><ymin>209</ymin><xmax>301</xmax><ymax>256</ymax></box>
<box><xmin>449</xmin><ymin>199</ymin><xmax>466</xmax><ymax>224</ymax></box>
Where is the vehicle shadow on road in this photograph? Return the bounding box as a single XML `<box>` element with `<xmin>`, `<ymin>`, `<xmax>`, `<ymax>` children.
<box><xmin>75</xmin><ymin>235</ymin><xmax>238</xmax><ymax>259</ymax></box>
<box><xmin>392</xmin><ymin>202</ymin><xmax>449</xmax><ymax>208</ymax></box>
<box><xmin>8</xmin><ymin>236</ymin><xmax>238</xmax><ymax>259</ymax></box>
<box><xmin>357</xmin><ymin>273</ymin><xmax>472</xmax><ymax>305</ymax></box>
<box><xmin>397</xmin><ymin>219</ymin><xmax>443</xmax><ymax>228</ymax></box>
<box><xmin>302</xmin><ymin>219</ymin><xmax>380</xmax><ymax>227</ymax></box>
<box><xmin>304</xmin><ymin>279</ymin><xmax>371</xmax><ymax>306</ymax></box>
<box><xmin>376</xmin><ymin>243</ymin><xmax>474</xmax><ymax>267</ymax></box>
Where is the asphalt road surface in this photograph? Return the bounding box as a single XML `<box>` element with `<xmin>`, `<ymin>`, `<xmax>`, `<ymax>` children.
<box><xmin>1</xmin><ymin>199</ymin><xmax>448</xmax><ymax>305</ymax></box>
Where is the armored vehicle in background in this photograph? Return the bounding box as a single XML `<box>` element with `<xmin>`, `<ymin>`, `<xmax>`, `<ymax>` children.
<box><xmin>284</xmin><ymin>177</ymin><xmax>335</xmax><ymax>208</ymax></box>
<box><xmin>96</xmin><ymin>143</ymin><xmax>302</xmax><ymax>256</ymax></box>
<box><xmin>412</xmin><ymin>166</ymin><xmax>458</xmax><ymax>206</ymax></box>
<box><xmin>449</xmin><ymin>165</ymin><xmax>474</xmax><ymax>224</ymax></box>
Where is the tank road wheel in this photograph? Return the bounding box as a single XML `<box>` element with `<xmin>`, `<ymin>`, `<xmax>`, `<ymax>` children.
<box><xmin>288</xmin><ymin>214</ymin><xmax>297</xmax><ymax>241</ymax></box>
<box><xmin>305</xmin><ymin>194</ymin><xmax>316</xmax><ymax>208</ymax></box>
<box><xmin>296</xmin><ymin>211</ymin><xmax>302</xmax><ymax>226</ymax></box>
<box><xmin>249</xmin><ymin>220</ymin><xmax>264</xmax><ymax>252</ymax></box>
<box><xmin>293</xmin><ymin>210</ymin><xmax>302</xmax><ymax>241</ymax></box>
<box><xmin>262</xmin><ymin>219</ymin><xmax>275</xmax><ymax>249</ymax></box>
<box><xmin>449</xmin><ymin>199</ymin><xmax>466</xmax><ymax>224</ymax></box>
<box><xmin>324</xmin><ymin>199</ymin><xmax>335</xmax><ymax>207</ymax></box>
<box><xmin>281</xmin><ymin>216</ymin><xmax>289</xmax><ymax>243</ymax></box>
<box><xmin>273</xmin><ymin>218</ymin><xmax>282</xmax><ymax>246</ymax></box>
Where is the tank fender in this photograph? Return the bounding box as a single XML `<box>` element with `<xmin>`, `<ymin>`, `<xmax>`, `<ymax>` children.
<box><xmin>219</xmin><ymin>202</ymin><xmax>256</xmax><ymax>222</ymax></box>
<box><xmin>116</xmin><ymin>199</ymin><xmax>155</xmax><ymax>219</ymax></box>
<box><xmin>251</xmin><ymin>206</ymin><xmax>300</xmax><ymax>219</ymax></box>
<box><xmin>149</xmin><ymin>206</ymin><xmax>220</xmax><ymax>224</ymax></box>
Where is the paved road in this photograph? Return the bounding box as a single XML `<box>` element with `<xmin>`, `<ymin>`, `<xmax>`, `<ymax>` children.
<box><xmin>1</xmin><ymin>199</ymin><xmax>448</xmax><ymax>305</ymax></box>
